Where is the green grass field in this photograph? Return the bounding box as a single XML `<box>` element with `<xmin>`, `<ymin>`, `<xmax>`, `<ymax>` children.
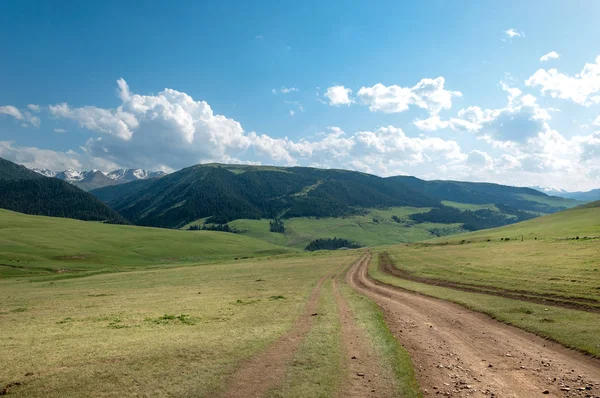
<box><xmin>0</xmin><ymin>210</ymin><xmax>421</xmax><ymax>397</ymax></box>
<box><xmin>429</xmin><ymin>203</ymin><xmax>600</xmax><ymax>242</ymax></box>
<box><xmin>185</xmin><ymin>199</ymin><xmax>589</xmax><ymax>250</ymax></box>
<box><xmin>0</xmin><ymin>253</ymin><xmax>344</xmax><ymax>397</ymax></box>
<box><xmin>2</xmin><ymin>201</ymin><xmax>598</xmax><ymax>395</ymax></box>
<box><xmin>385</xmin><ymin>239</ymin><xmax>600</xmax><ymax>306</ymax></box>
<box><xmin>226</xmin><ymin>207</ymin><xmax>463</xmax><ymax>249</ymax></box>
<box><xmin>441</xmin><ymin>200</ymin><xmax>500</xmax><ymax>212</ymax></box>
<box><xmin>0</xmin><ymin>209</ymin><xmax>292</xmax><ymax>278</ymax></box>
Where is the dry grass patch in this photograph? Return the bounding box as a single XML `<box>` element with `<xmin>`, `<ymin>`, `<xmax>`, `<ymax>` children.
<box><xmin>0</xmin><ymin>253</ymin><xmax>355</xmax><ymax>397</ymax></box>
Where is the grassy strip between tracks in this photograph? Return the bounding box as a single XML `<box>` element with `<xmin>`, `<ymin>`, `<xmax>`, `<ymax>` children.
<box><xmin>339</xmin><ymin>280</ymin><xmax>423</xmax><ymax>398</ymax></box>
<box><xmin>266</xmin><ymin>278</ymin><xmax>343</xmax><ymax>398</ymax></box>
<box><xmin>369</xmin><ymin>253</ymin><xmax>600</xmax><ymax>358</ymax></box>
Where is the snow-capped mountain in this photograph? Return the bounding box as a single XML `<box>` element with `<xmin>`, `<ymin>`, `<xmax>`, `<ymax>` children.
<box><xmin>529</xmin><ymin>186</ymin><xmax>569</xmax><ymax>197</ymax></box>
<box><xmin>31</xmin><ymin>168</ymin><xmax>57</xmax><ymax>178</ymax></box>
<box><xmin>30</xmin><ymin>167</ymin><xmax>166</xmax><ymax>191</ymax></box>
<box><xmin>55</xmin><ymin>169</ymin><xmax>95</xmax><ymax>182</ymax></box>
<box><xmin>107</xmin><ymin>168</ymin><xmax>166</xmax><ymax>183</ymax></box>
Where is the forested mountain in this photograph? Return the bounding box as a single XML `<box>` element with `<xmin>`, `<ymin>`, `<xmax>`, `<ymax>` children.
<box><xmin>90</xmin><ymin>163</ymin><xmax>577</xmax><ymax>229</ymax></box>
<box><xmin>91</xmin><ymin>164</ymin><xmax>439</xmax><ymax>228</ymax></box>
<box><xmin>0</xmin><ymin>158</ymin><xmax>126</xmax><ymax>223</ymax></box>
<box><xmin>0</xmin><ymin>158</ymin><xmax>45</xmax><ymax>181</ymax></box>
<box><xmin>389</xmin><ymin>176</ymin><xmax>578</xmax><ymax>213</ymax></box>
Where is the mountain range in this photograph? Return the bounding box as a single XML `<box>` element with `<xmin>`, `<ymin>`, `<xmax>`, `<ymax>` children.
<box><xmin>89</xmin><ymin>163</ymin><xmax>580</xmax><ymax>230</ymax></box>
<box><xmin>1</xmin><ymin>157</ymin><xmax>586</xmax><ymax>242</ymax></box>
<box><xmin>32</xmin><ymin>168</ymin><xmax>166</xmax><ymax>191</ymax></box>
<box><xmin>531</xmin><ymin>186</ymin><xmax>600</xmax><ymax>202</ymax></box>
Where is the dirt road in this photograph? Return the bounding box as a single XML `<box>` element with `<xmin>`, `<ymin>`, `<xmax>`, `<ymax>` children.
<box><xmin>347</xmin><ymin>255</ymin><xmax>600</xmax><ymax>397</ymax></box>
<box><xmin>222</xmin><ymin>260</ymin><xmax>397</xmax><ymax>398</ymax></box>
<box><xmin>332</xmin><ymin>264</ymin><xmax>395</xmax><ymax>398</ymax></box>
<box><xmin>221</xmin><ymin>263</ymin><xmax>342</xmax><ymax>398</ymax></box>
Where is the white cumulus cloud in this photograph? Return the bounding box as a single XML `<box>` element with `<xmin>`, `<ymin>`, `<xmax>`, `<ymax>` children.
<box><xmin>0</xmin><ymin>141</ymin><xmax>117</xmax><ymax>171</ymax></box>
<box><xmin>23</xmin><ymin>111</ymin><xmax>40</xmax><ymax>128</ymax></box>
<box><xmin>466</xmin><ymin>150</ymin><xmax>494</xmax><ymax>170</ymax></box>
<box><xmin>272</xmin><ymin>87</ymin><xmax>298</xmax><ymax>94</ymax></box>
<box><xmin>0</xmin><ymin>105</ymin><xmax>40</xmax><ymax>127</ymax></box>
<box><xmin>414</xmin><ymin>81</ymin><xmax>553</xmax><ymax>145</ymax></box>
<box><xmin>526</xmin><ymin>55</ymin><xmax>600</xmax><ymax>106</ymax></box>
<box><xmin>8</xmin><ymin>75</ymin><xmax>600</xmax><ymax>191</ymax></box>
<box><xmin>49</xmin><ymin>102</ymin><xmax>138</xmax><ymax>140</ymax></box>
<box><xmin>0</xmin><ymin>105</ymin><xmax>23</xmax><ymax>120</ymax></box>
<box><xmin>324</xmin><ymin>86</ymin><xmax>353</xmax><ymax>106</ymax></box>
<box><xmin>504</xmin><ymin>28</ymin><xmax>524</xmax><ymax>39</ymax></box>
<box><xmin>540</xmin><ymin>51</ymin><xmax>560</xmax><ymax>62</ymax></box>
<box><xmin>358</xmin><ymin>77</ymin><xmax>461</xmax><ymax>115</ymax></box>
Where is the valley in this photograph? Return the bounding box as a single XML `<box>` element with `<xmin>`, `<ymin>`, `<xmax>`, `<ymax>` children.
<box><xmin>3</xmin><ymin>4</ymin><xmax>600</xmax><ymax>397</ymax></box>
<box><xmin>1</xmin><ymin>158</ymin><xmax>599</xmax><ymax>397</ymax></box>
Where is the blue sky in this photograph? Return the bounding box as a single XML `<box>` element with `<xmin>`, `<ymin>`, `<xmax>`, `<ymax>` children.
<box><xmin>1</xmin><ymin>0</ymin><xmax>600</xmax><ymax>190</ymax></box>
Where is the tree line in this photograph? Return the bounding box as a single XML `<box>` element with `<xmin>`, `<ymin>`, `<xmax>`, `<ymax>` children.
<box><xmin>305</xmin><ymin>238</ymin><xmax>361</xmax><ymax>251</ymax></box>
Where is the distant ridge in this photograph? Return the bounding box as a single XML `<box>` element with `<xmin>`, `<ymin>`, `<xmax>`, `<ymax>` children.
<box><xmin>530</xmin><ymin>186</ymin><xmax>600</xmax><ymax>202</ymax></box>
<box><xmin>572</xmin><ymin>199</ymin><xmax>600</xmax><ymax>210</ymax></box>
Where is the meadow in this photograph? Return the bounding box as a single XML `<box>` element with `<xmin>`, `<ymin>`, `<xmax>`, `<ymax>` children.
<box><xmin>0</xmin><ymin>210</ymin><xmax>420</xmax><ymax>397</ymax></box>
<box><xmin>2</xmin><ymin>201</ymin><xmax>598</xmax><ymax>396</ymax></box>
<box><xmin>227</xmin><ymin>207</ymin><xmax>463</xmax><ymax>249</ymax></box>
<box><xmin>0</xmin><ymin>253</ymin><xmax>339</xmax><ymax>397</ymax></box>
<box><xmin>0</xmin><ymin>209</ymin><xmax>290</xmax><ymax>278</ymax></box>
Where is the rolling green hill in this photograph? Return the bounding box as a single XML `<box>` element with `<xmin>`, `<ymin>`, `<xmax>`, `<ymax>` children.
<box><xmin>390</xmin><ymin>176</ymin><xmax>581</xmax><ymax>213</ymax></box>
<box><xmin>220</xmin><ymin>206</ymin><xmax>463</xmax><ymax>249</ymax></box>
<box><xmin>0</xmin><ymin>209</ymin><xmax>291</xmax><ymax>277</ymax></box>
<box><xmin>0</xmin><ymin>158</ymin><xmax>125</xmax><ymax>223</ymax></box>
<box><xmin>571</xmin><ymin>199</ymin><xmax>600</xmax><ymax>210</ymax></box>
<box><xmin>430</xmin><ymin>201</ymin><xmax>600</xmax><ymax>242</ymax></box>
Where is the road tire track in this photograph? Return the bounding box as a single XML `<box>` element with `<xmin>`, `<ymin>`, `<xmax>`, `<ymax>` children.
<box><xmin>348</xmin><ymin>255</ymin><xmax>600</xmax><ymax>397</ymax></box>
<box><xmin>331</xmin><ymin>258</ymin><xmax>395</xmax><ymax>398</ymax></box>
<box><xmin>379</xmin><ymin>252</ymin><xmax>600</xmax><ymax>312</ymax></box>
<box><xmin>221</xmin><ymin>263</ymin><xmax>344</xmax><ymax>398</ymax></box>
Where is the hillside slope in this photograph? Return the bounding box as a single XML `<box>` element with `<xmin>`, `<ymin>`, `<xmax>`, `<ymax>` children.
<box><xmin>92</xmin><ymin>164</ymin><xmax>440</xmax><ymax>228</ymax></box>
<box><xmin>0</xmin><ymin>209</ymin><xmax>290</xmax><ymax>277</ymax></box>
<box><xmin>572</xmin><ymin>199</ymin><xmax>600</xmax><ymax>210</ymax></box>
<box><xmin>0</xmin><ymin>158</ymin><xmax>125</xmax><ymax>223</ymax></box>
<box><xmin>390</xmin><ymin>176</ymin><xmax>580</xmax><ymax>213</ymax></box>
<box><xmin>431</xmin><ymin>201</ymin><xmax>600</xmax><ymax>242</ymax></box>
<box><xmin>91</xmin><ymin>163</ymin><xmax>576</xmax><ymax>230</ymax></box>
